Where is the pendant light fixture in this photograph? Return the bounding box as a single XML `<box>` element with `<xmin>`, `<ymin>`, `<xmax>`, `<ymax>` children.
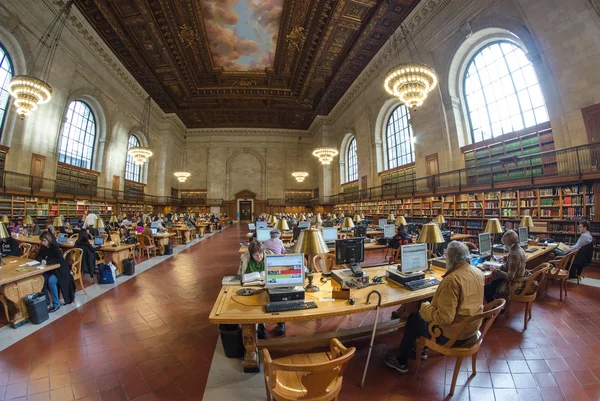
<box><xmin>128</xmin><ymin>96</ymin><xmax>153</xmax><ymax>165</ymax></box>
<box><xmin>8</xmin><ymin>1</ymin><xmax>75</xmax><ymax>117</ymax></box>
<box><xmin>174</xmin><ymin>134</ymin><xmax>191</xmax><ymax>183</ymax></box>
<box><xmin>312</xmin><ymin>56</ymin><xmax>338</xmax><ymax>165</ymax></box>
<box><xmin>383</xmin><ymin>22</ymin><xmax>438</xmax><ymax>111</ymax></box>
<box><xmin>291</xmin><ymin>136</ymin><xmax>309</xmax><ymax>183</ymax></box>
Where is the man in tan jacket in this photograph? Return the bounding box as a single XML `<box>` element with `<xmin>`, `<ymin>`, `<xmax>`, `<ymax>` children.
<box><xmin>385</xmin><ymin>241</ymin><xmax>484</xmax><ymax>373</ymax></box>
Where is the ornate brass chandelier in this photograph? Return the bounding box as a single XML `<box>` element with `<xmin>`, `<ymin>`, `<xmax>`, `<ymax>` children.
<box><xmin>128</xmin><ymin>97</ymin><xmax>153</xmax><ymax>165</ymax></box>
<box><xmin>291</xmin><ymin>136</ymin><xmax>309</xmax><ymax>183</ymax></box>
<box><xmin>174</xmin><ymin>134</ymin><xmax>191</xmax><ymax>183</ymax></box>
<box><xmin>8</xmin><ymin>1</ymin><xmax>74</xmax><ymax>117</ymax></box>
<box><xmin>312</xmin><ymin>147</ymin><xmax>339</xmax><ymax>165</ymax></box>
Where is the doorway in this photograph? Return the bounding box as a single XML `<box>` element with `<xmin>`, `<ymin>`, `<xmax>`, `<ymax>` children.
<box><xmin>240</xmin><ymin>201</ymin><xmax>252</xmax><ymax>222</ymax></box>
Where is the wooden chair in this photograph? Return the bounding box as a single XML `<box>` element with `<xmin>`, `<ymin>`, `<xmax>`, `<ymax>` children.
<box><xmin>139</xmin><ymin>235</ymin><xmax>156</xmax><ymax>259</ymax></box>
<box><xmin>19</xmin><ymin>243</ymin><xmax>31</xmax><ymax>258</ymax></box>
<box><xmin>463</xmin><ymin>242</ymin><xmax>478</xmax><ymax>251</ymax></box>
<box><xmin>100</xmin><ymin>233</ymin><xmax>109</xmax><ymax>242</ymax></box>
<box><xmin>96</xmin><ymin>250</ymin><xmax>105</xmax><ymax>266</ymax></box>
<box><xmin>109</xmin><ymin>233</ymin><xmax>120</xmax><ymax>244</ymax></box>
<box><xmin>415</xmin><ymin>298</ymin><xmax>506</xmax><ymax>397</ymax></box>
<box><xmin>262</xmin><ymin>338</ymin><xmax>355</xmax><ymax>401</ymax></box>
<box><xmin>64</xmin><ymin>248</ymin><xmax>85</xmax><ymax>295</ymax></box>
<box><xmin>312</xmin><ymin>254</ymin><xmax>336</xmax><ymax>274</ymax></box>
<box><xmin>69</xmin><ymin>234</ymin><xmax>78</xmax><ymax>241</ymax></box>
<box><xmin>170</xmin><ymin>229</ymin><xmax>183</xmax><ymax>245</ymax></box>
<box><xmin>510</xmin><ymin>263</ymin><xmax>551</xmax><ymax>330</ymax></box>
<box><xmin>546</xmin><ymin>251</ymin><xmax>578</xmax><ymax>301</ymax></box>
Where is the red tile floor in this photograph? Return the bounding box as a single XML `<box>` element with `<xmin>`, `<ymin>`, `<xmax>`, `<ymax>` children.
<box><xmin>1</xmin><ymin>224</ymin><xmax>600</xmax><ymax>400</ymax></box>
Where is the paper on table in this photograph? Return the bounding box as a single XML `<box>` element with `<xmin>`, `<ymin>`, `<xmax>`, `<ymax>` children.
<box><xmin>222</xmin><ymin>276</ymin><xmax>241</xmax><ymax>286</ymax></box>
<box><xmin>20</xmin><ymin>260</ymin><xmax>40</xmax><ymax>267</ymax></box>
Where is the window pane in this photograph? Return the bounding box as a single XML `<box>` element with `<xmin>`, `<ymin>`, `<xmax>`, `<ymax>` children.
<box><xmin>57</xmin><ymin>101</ymin><xmax>96</xmax><ymax>169</ymax></box>
<box><xmin>464</xmin><ymin>41</ymin><xmax>549</xmax><ymax>143</ymax></box>
<box><xmin>385</xmin><ymin>105</ymin><xmax>414</xmax><ymax>169</ymax></box>
<box><xmin>125</xmin><ymin>135</ymin><xmax>142</xmax><ymax>182</ymax></box>
<box><xmin>0</xmin><ymin>44</ymin><xmax>13</xmax><ymax>137</ymax></box>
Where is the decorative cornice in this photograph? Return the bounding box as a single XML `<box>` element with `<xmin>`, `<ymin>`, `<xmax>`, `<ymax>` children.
<box><xmin>187</xmin><ymin>127</ymin><xmax>310</xmax><ymax>138</ymax></box>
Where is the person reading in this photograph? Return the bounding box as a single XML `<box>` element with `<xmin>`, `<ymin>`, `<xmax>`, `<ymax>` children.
<box><xmin>484</xmin><ymin>230</ymin><xmax>526</xmax><ymax>304</ymax></box>
<box><xmin>263</xmin><ymin>229</ymin><xmax>286</xmax><ymax>254</ymax></box>
<box><xmin>554</xmin><ymin>219</ymin><xmax>593</xmax><ymax>278</ymax></box>
<box><xmin>389</xmin><ymin>225</ymin><xmax>413</xmax><ymax>249</ymax></box>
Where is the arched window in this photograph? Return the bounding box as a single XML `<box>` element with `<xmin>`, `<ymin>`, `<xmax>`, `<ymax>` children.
<box><xmin>464</xmin><ymin>41</ymin><xmax>549</xmax><ymax>143</ymax></box>
<box><xmin>346</xmin><ymin>138</ymin><xmax>357</xmax><ymax>182</ymax></box>
<box><xmin>125</xmin><ymin>135</ymin><xmax>142</xmax><ymax>182</ymax></box>
<box><xmin>57</xmin><ymin>101</ymin><xmax>97</xmax><ymax>169</ymax></box>
<box><xmin>0</xmin><ymin>43</ymin><xmax>13</xmax><ymax>135</ymax></box>
<box><xmin>386</xmin><ymin>105</ymin><xmax>414</xmax><ymax>169</ymax></box>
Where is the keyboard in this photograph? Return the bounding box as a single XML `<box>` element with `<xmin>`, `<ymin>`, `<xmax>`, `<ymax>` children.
<box><xmin>405</xmin><ymin>278</ymin><xmax>440</xmax><ymax>291</ymax></box>
<box><xmin>264</xmin><ymin>300</ymin><xmax>318</xmax><ymax>313</ymax></box>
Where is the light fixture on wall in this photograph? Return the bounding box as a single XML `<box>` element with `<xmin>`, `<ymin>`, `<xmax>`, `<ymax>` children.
<box><xmin>383</xmin><ymin>18</ymin><xmax>438</xmax><ymax>111</ymax></box>
<box><xmin>7</xmin><ymin>1</ymin><xmax>75</xmax><ymax>117</ymax></box>
<box><xmin>291</xmin><ymin>136</ymin><xmax>309</xmax><ymax>183</ymax></box>
<box><xmin>128</xmin><ymin>97</ymin><xmax>153</xmax><ymax>165</ymax></box>
<box><xmin>174</xmin><ymin>133</ymin><xmax>191</xmax><ymax>183</ymax></box>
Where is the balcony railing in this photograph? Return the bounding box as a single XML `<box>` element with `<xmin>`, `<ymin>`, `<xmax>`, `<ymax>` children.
<box><xmin>317</xmin><ymin>142</ymin><xmax>600</xmax><ymax>204</ymax></box>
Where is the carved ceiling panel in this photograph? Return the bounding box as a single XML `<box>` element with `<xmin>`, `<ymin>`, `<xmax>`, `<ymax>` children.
<box><xmin>74</xmin><ymin>0</ymin><xmax>420</xmax><ymax>129</ymax></box>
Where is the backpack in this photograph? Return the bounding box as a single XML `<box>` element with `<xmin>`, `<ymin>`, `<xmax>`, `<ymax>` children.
<box><xmin>97</xmin><ymin>263</ymin><xmax>115</xmax><ymax>284</ymax></box>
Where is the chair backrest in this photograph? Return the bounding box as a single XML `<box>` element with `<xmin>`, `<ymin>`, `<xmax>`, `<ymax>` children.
<box><xmin>555</xmin><ymin>251</ymin><xmax>578</xmax><ymax>274</ymax></box>
<box><xmin>263</xmin><ymin>338</ymin><xmax>355</xmax><ymax>400</ymax></box>
<box><xmin>141</xmin><ymin>235</ymin><xmax>153</xmax><ymax>247</ymax></box>
<box><xmin>69</xmin><ymin>234</ymin><xmax>78</xmax><ymax>241</ymax></box>
<box><xmin>312</xmin><ymin>254</ymin><xmax>335</xmax><ymax>273</ymax></box>
<box><xmin>101</xmin><ymin>234</ymin><xmax>109</xmax><ymax>242</ymax></box>
<box><xmin>19</xmin><ymin>243</ymin><xmax>31</xmax><ymax>258</ymax></box>
<box><xmin>96</xmin><ymin>250</ymin><xmax>105</xmax><ymax>265</ymax></box>
<box><xmin>575</xmin><ymin>242</ymin><xmax>594</xmax><ymax>266</ymax></box>
<box><xmin>110</xmin><ymin>233</ymin><xmax>120</xmax><ymax>244</ymax></box>
<box><xmin>516</xmin><ymin>264</ymin><xmax>551</xmax><ymax>296</ymax></box>
<box><xmin>64</xmin><ymin>248</ymin><xmax>83</xmax><ymax>279</ymax></box>
<box><xmin>529</xmin><ymin>262</ymin><xmax>551</xmax><ymax>274</ymax></box>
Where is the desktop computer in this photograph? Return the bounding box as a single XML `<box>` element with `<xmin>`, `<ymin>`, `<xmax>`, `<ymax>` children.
<box><xmin>519</xmin><ymin>226</ymin><xmax>529</xmax><ymax>248</ymax></box>
<box><xmin>478</xmin><ymin>233</ymin><xmax>492</xmax><ymax>258</ymax></box>
<box><xmin>264</xmin><ymin>253</ymin><xmax>307</xmax><ymax>304</ymax></box>
<box><xmin>256</xmin><ymin>221</ymin><xmax>267</xmax><ymax>229</ymax></box>
<box><xmin>386</xmin><ymin>243</ymin><xmax>427</xmax><ymax>284</ymax></box>
<box><xmin>331</xmin><ymin>238</ymin><xmax>369</xmax><ymax>288</ymax></box>
<box><xmin>378</xmin><ymin>219</ymin><xmax>387</xmax><ymax>229</ymax></box>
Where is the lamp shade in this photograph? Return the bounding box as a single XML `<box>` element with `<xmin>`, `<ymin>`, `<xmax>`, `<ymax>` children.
<box><xmin>275</xmin><ymin>218</ymin><xmax>289</xmax><ymax>231</ymax></box>
<box><xmin>0</xmin><ymin>223</ymin><xmax>9</xmax><ymax>239</ymax></box>
<box><xmin>316</xmin><ymin>214</ymin><xmax>323</xmax><ymax>224</ymax></box>
<box><xmin>24</xmin><ymin>216</ymin><xmax>34</xmax><ymax>225</ymax></box>
<box><xmin>94</xmin><ymin>218</ymin><xmax>105</xmax><ymax>229</ymax></box>
<box><xmin>387</xmin><ymin>214</ymin><xmax>395</xmax><ymax>222</ymax></box>
<box><xmin>417</xmin><ymin>223</ymin><xmax>445</xmax><ymax>244</ymax></box>
<box><xmin>53</xmin><ymin>216</ymin><xmax>65</xmax><ymax>227</ymax></box>
<box><xmin>109</xmin><ymin>215</ymin><xmax>118</xmax><ymax>223</ymax></box>
<box><xmin>0</xmin><ymin>216</ymin><xmax>8</xmax><ymax>223</ymax></box>
<box><xmin>435</xmin><ymin>215</ymin><xmax>446</xmax><ymax>224</ymax></box>
<box><xmin>484</xmin><ymin>218</ymin><xmax>503</xmax><ymax>234</ymax></box>
<box><xmin>520</xmin><ymin>215</ymin><xmax>534</xmax><ymax>228</ymax></box>
<box><xmin>331</xmin><ymin>214</ymin><xmax>337</xmax><ymax>220</ymax></box>
<box><xmin>341</xmin><ymin>217</ymin><xmax>355</xmax><ymax>230</ymax></box>
<box><xmin>293</xmin><ymin>228</ymin><xmax>329</xmax><ymax>255</ymax></box>
<box><xmin>395</xmin><ymin>216</ymin><xmax>407</xmax><ymax>226</ymax></box>
<box><xmin>360</xmin><ymin>214</ymin><xmax>365</xmax><ymax>220</ymax></box>
<box><xmin>268</xmin><ymin>215</ymin><xmax>278</xmax><ymax>225</ymax></box>
<box><xmin>353</xmin><ymin>214</ymin><xmax>362</xmax><ymax>223</ymax></box>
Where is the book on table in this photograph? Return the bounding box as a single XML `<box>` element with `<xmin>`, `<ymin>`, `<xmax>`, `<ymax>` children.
<box><xmin>242</xmin><ymin>271</ymin><xmax>265</xmax><ymax>286</ymax></box>
<box><xmin>222</xmin><ymin>276</ymin><xmax>241</xmax><ymax>286</ymax></box>
<box><xmin>556</xmin><ymin>243</ymin><xmax>570</xmax><ymax>253</ymax></box>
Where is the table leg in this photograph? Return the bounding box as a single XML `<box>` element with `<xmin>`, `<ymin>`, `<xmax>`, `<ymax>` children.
<box><xmin>2</xmin><ymin>275</ymin><xmax>45</xmax><ymax>328</ymax></box>
<box><xmin>242</xmin><ymin>324</ymin><xmax>259</xmax><ymax>373</ymax></box>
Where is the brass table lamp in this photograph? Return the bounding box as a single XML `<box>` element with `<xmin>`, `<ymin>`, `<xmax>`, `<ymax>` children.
<box><xmin>0</xmin><ymin>223</ymin><xmax>9</xmax><ymax>265</ymax></box>
<box><xmin>353</xmin><ymin>214</ymin><xmax>362</xmax><ymax>223</ymax></box>
<box><xmin>341</xmin><ymin>217</ymin><xmax>355</xmax><ymax>232</ymax></box>
<box><xmin>94</xmin><ymin>217</ymin><xmax>105</xmax><ymax>229</ymax></box>
<box><xmin>315</xmin><ymin>214</ymin><xmax>323</xmax><ymax>224</ymax></box>
<box><xmin>520</xmin><ymin>215</ymin><xmax>534</xmax><ymax>228</ymax></box>
<box><xmin>387</xmin><ymin>213</ymin><xmax>395</xmax><ymax>222</ymax></box>
<box><xmin>293</xmin><ymin>228</ymin><xmax>329</xmax><ymax>293</ymax></box>
<box><xmin>435</xmin><ymin>215</ymin><xmax>446</xmax><ymax>230</ymax></box>
<box><xmin>24</xmin><ymin>216</ymin><xmax>34</xmax><ymax>225</ymax></box>
<box><xmin>53</xmin><ymin>216</ymin><xmax>65</xmax><ymax>227</ymax></box>
<box><xmin>484</xmin><ymin>218</ymin><xmax>503</xmax><ymax>256</ymax></box>
<box><xmin>417</xmin><ymin>223</ymin><xmax>445</xmax><ymax>274</ymax></box>
<box><xmin>0</xmin><ymin>216</ymin><xmax>8</xmax><ymax>223</ymax></box>
<box><xmin>268</xmin><ymin>215</ymin><xmax>277</xmax><ymax>226</ymax></box>
<box><xmin>395</xmin><ymin>216</ymin><xmax>407</xmax><ymax>226</ymax></box>
<box><xmin>274</xmin><ymin>218</ymin><xmax>289</xmax><ymax>231</ymax></box>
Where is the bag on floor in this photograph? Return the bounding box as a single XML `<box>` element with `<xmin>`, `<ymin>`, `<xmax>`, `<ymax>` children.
<box><xmin>97</xmin><ymin>264</ymin><xmax>115</xmax><ymax>284</ymax></box>
<box><xmin>163</xmin><ymin>244</ymin><xmax>173</xmax><ymax>255</ymax></box>
<box><xmin>122</xmin><ymin>258</ymin><xmax>135</xmax><ymax>276</ymax></box>
<box><xmin>108</xmin><ymin>262</ymin><xmax>117</xmax><ymax>281</ymax></box>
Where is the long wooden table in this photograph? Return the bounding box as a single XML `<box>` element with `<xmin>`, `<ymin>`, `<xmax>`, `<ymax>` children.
<box><xmin>137</xmin><ymin>232</ymin><xmax>175</xmax><ymax>254</ymax></box>
<box><xmin>246</xmin><ymin>232</ymin><xmax>293</xmax><ymax>241</ymax></box>
<box><xmin>0</xmin><ymin>256</ymin><xmax>59</xmax><ymax>328</ymax></box>
<box><xmin>238</xmin><ymin>241</ymin><xmax>388</xmax><ymax>255</ymax></box>
<box><xmin>174</xmin><ymin>227</ymin><xmax>193</xmax><ymax>244</ymax></box>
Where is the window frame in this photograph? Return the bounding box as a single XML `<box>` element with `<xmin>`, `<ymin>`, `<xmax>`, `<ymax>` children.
<box><xmin>385</xmin><ymin>104</ymin><xmax>415</xmax><ymax>170</ymax></box>
<box><xmin>463</xmin><ymin>40</ymin><xmax>549</xmax><ymax>144</ymax></box>
<box><xmin>57</xmin><ymin>100</ymin><xmax>97</xmax><ymax>170</ymax></box>
<box><xmin>346</xmin><ymin>137</ymin><xmax>358</xmax><ymax>183</ymax></box>
<box><xmin>0</xmin><ymin>42</ymin><xmax>14</xmax><ymax>137</ymax></box>
<box><xmin>125</xmin><ymin>134</ymin><xmax>142</xmax><ymax>183</ymax></box>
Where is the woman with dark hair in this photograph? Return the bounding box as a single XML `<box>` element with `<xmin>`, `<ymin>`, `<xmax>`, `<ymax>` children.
<box><xmin>37</xmin><ymin>232</ymin><xmax>75</xmax><ymax>312</ymax></box>
<box><xmin>76</xmin><ymin>230</ymin><xmax>101</xmax><ymax>280</ymax></box>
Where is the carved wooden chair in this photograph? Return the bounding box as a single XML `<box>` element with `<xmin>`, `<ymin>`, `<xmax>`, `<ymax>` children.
<box><xmin>109</xmin><ymin>233</ymin><xmax>120</xmax><ymax>244</ymax></box>
<box><xmin>19</xmin><ymin>243</ymin><xmax>31</xmax><ymax>258</ymax></box>
<box><xmin>139</xmin><ymin>235</ymin><xmax>156</xmax><ymax>259</ymax></box>
<box><xmin>510</xmin><ymin>263</ymin><xmax>551</xmax><ymax>330</ymax></box>
<box><xmin>546</xmin><ymin>251</ymin><xmax>578</xmax><ymax>301</ymax></box>
<box><xmin>415</xmin><ymin>298</ymin><xmax>506</xmax><ymax>397</ymax></box>
<box><xmin>64</xmin><ymin>248</ymin><xmax>85</xmax><ymax>295</ymax></box>
<box><xmin>69</xmin><ymin>234</ymin><xmax>79</xmax><ymax>241</ymax></box>
<box><xmin>262</xmin><ymin>338</ymin><xmax>356</xmax><ymax>401</ymax></box>
<box><xmin>312</xmin><ymin>254</ymin><xmax>336</xmax><ymax>274</ymax></box>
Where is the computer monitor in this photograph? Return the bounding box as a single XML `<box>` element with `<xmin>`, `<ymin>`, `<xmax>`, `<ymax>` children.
<box><xmin>248</xmin><ymin>223</ymin><xmax>256</xmax><ymax>230</ymax></box>
<box><xmin>335</xmin><ymin>238</ymin><xmax>365</xmax><ymax>265</ymax></box>
<box><xmin>257</xmin><ymin>228</ymin><xmax>271</xmax><ymax>242</ymax></box>
<box><xmin>383</xmin><ymin>224</ymin><xmax>395</xmax><ymax>239</ymax></box>
<box><xmin>400</xmin><ymin>243</ymin><xmax>428</xmax><ymax>274</ymax></box>
<box><xmin>323</xmin><ymin>221</ymin><xmax>334</xmax><ymax>228</ymax></box>
<box><xmin>299</xmin><ymin>221</ymin><xmax>310</xmax><ymax>229</ymax></box>
<box><xmin>322</xmin><ymin>227</ymin><xmax>338</xmax><ymax>242</ymax></box>
<box><xmin>256</xmin><ymin>221</ymin><xmax>267</xmax><ymax>229</ymax></box>
<box><xmin>151</xmin><ymin>228</ymin><xmax>158</xmax><ymax>235</ymax></box>
<box><xmin>265</xmin><ymin>253</ymin><xmax>305</xmax><ymax>288</ymax></box>
<box><xmin>519</xmin><ymin>226</ymin><xmax>529</xmax><ymax>244</ymax></box>
<box><xmin>93</xmin><ymin>236</ymin><xmax>105</xmax><ymax>246</ymax></box>
<box><xmin>378</xmin><ymin>218</ymin><xmax>387</xmax><ymax>228</ymax></box>
<box><xmin>57</xmin><ymin>233</ymin><xmax>68</xmax><ymax>244</ymax></box>
<box><xmin>354</xmin><ymin>225</ymin><xmax>367</xmax><ymax>238</ymax></box>
<box><xmin>436</xmin><ymin>231</ymin><xmax>452</xmax><ymax>255</ymax></box>
<box><xmin>478</xmin><ymin>233</ymin><xmax>491</xmax><ymax>255</ymax></box>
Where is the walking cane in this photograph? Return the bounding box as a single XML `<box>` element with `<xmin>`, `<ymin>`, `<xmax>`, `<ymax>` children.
<box><xmin>360</xmin><ymin>290</ymin><xmax>382</xmax><ymax>387</ymax></box>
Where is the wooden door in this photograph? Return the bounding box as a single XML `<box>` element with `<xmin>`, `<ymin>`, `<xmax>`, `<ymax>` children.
<box><xmin>583</xmin><ymin>104</ymin><xmax>600</xmax><ymax>167</ymax></box>
<box><xmin>112</xmin><ymin>175</ymin><xmax>120</xmax><ymax>198</ymax></box>
<box><xmin>30</xmin><ymin>154</ymin><xmax>45</xmax><ymax>192</ymax></box>
<box><xmin>240</xmin><ymin>201</ymin><xmax>252</xmax><ymax>221</ymax></box>
<box><xmin>425</xmin><ymin>153</ymin><xmax>439</xmax><ymax>191</ymax></box>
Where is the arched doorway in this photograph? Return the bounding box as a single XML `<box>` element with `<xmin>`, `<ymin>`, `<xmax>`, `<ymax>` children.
<box><xmin>235</xmin><ymin>189</ymin><xmax>256</xmax><ymax>222</ymax></box>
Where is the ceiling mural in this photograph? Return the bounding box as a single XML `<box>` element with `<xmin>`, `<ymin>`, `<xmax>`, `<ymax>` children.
<box><xmin>74</xmin><ymin>0</ymin><xmax>421</xmax><ymax>129</ymax></box>
<box><xmin>200</xmin><ymin>0</ymin><xmax>284</xmax><ymax>71</ymax></box>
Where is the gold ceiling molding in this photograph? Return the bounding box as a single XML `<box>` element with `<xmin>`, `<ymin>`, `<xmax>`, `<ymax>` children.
<box><xmin>186</xmin><ymin>128</ymin><xmax>310</xmax><ymax>138</ymax></box>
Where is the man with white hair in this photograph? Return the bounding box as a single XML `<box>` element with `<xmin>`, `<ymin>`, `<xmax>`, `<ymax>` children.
<box><xmin>385</xmin><ymin>241</ymin><xmax>485</xmax><ymax>373</ymax></box>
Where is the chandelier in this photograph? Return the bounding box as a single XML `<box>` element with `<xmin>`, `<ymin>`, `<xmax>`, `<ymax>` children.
<box><xmin>291</xmin><ymin>136</ymin><xmax>309</xmax><ymax>182</ymax></box>
<box><xmin>128</xmin><ymin>96</ymin><xmax>153</xmax><ymax>165</ymax></box>
<box><xmin>8</xmin><ymin>1</ymin><xmax>74</xmax><ymax>117</ymax></box>
<box><xmin>312</xmin><ymin>147</ymin><xmax>339</xmax><ymax>165</ymax></box>
<box><xmin>174</xmin><ymin>134</ymin><xmax>191</xmax><ymax>183</ymax></box>
<box><xmin>383</xmin><ymin>23</ymin><xmax>439</xmax><ymax>110</ymax></box>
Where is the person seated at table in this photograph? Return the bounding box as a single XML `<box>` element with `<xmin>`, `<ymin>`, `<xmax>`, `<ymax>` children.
<box><xmin>121</xmin><ymin>216</ymin><xmax>131</xmax><ymax>226</ymax></box>
<box><xmin>28</xmin><ymin>222</ymin><xmax>41</xmax><ymax>236</ymax></box>
<box><xmin>11</xmin><ymin>219</ymin><xmax>22</xmax><ymax>234</ymax></box>
<box><xmin>37</xmin><ymin>232</ymin><xmax>75</xmax><ymax>312</ymax></box>
<box><xmin>47</xmin><ymin>225</ymin><xmax>59</xmax><ymax>246</ymax></box>
<box><xmin>210</xmin><ymin>214</ymin><xmax>218</xmax><ymax>223</ymax></box>
<box><xmin>238</xmin><ymin>241</ymin><xmax>285</xmax><ymax>339</ymax></box>
<box><xmin>485</xmin><ymin>230</ymin><xmax>527</xmax><ymax>304</ymax></box>
<box><xmin>263</xmin><ymin>229</ymin><xmax>286</xmax><ymax>254</ymax></box>
<box><xmin>385</xmin><ymin>241</ymin><xmax>484</xmax><ymax>374</ymax></box>
<box><xmin>150</xmin><ymin>217</ymin><xmax>164</xmax><ymax>231</ymax></box>
<box><xmin>136</xmin><ymin>216</ymin><xmax>144</xmax><ymax>228</ymax></box>
<box><xmin>0</xmin><ymin>233</ymin><xmax>21</xmax><ymax>257</ymax></box>
<box><xmin>553</xmin><ymin>219</ymin><xmax>593</xmax><ymax>278</ymax></box>
<box><xmin>119</xmin><ymin>225</ymin><xmax>130</xmax><ymax>240</ymax></box>
<box><xmin>142</xmin><ymin>224</ymin><xmax>154</xmax><ymax>239</ymax></box>
<box><xmin>76</xmin><ymin>230</ymin><xmax>102</xmax><ymax>280</ymax></box>
<box><xmin>389</xmin><ymin>225</ymin><xmax>413</xmax><ymax>249</ymax></box>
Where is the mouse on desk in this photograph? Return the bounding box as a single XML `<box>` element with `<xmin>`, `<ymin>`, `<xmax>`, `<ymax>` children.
<box><xmin>348</xmin><ymin>298</ymin><xmax>355</xmax><ymax>305</ymax></box>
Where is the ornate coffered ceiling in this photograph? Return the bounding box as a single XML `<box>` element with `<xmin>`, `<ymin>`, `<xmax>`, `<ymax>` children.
<box><xmin>74</xmin><ymin>0</ymin><xmax>420</xmax><ymax>129</ymax></box>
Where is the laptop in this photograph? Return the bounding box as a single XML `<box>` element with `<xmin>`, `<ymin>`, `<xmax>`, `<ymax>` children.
<box><xmin>93</xmin><ymin>236</ymin><xmax>105</xmax><ymax>246</ymax></box>
<box><xmin>57</xmin><ymin>233</ymin><xmax>68</xmax><ymax>244</ymax></box>
<box><xmin>248</xmin><ymin>223</ymin><xmax>256</xmax><ymax>230</ymax></box>
<box><xmin>151</xmin><ymin>228</ymin><xmax>158</xmax><ymax>235</ymax></box>
<box><xmin>322</xmin><ymin>227</ymin><xmax>338</xmax><ymax>247</ymax></box>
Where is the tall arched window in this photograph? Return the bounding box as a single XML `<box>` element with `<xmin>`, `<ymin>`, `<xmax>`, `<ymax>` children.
<box><xmin>0</xmin><ymin>43</ymin><xmax>13</xmax><ymax>136</ymax></box>
<box><xmin>464</xmin><ymin>41</ymin><xmax>549</xmax><ymax>143</ymax></box>
<box><xmin>347</xmin><ymin>138</ymin><xmax>357</xmax><ymax>182</ymax></box>
<box><xmin>58</xmin><ymin>101</ymin><xmax>97</xmax><ymax>169</ymax></box>
<box><xmin>125</xmin><ymin>135</ymin><xmax>142</xmax><ymax>182</ymax></box>
<box><xmin>386</xmin><ymin>105</ymin><xmax>414</xmax><ymax>169</ymax></box>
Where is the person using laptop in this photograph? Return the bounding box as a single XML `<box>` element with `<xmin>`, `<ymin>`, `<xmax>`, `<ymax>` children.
<box><xmin>389</xmin><ymin>225</ymin><xmax>413</xmax><ymax>249</ymax></box>
<box><xmin>263</xmin><ymin>229</ymin><xmax>286</xmax><ymax>254</ymax></box>
<box><xmin>150</xmin><ymin>216</ymin><xmax>164</xmax><ymax>231</ymax></box>
<box><xmin>0</xmin><ymin>230</ymin><xmax>21</xmax><ymax>257</ymax></box>
<box><xmin>238</xmin><ymin>241</ymin><xmax>285</xmax><ymax>339</ymax></box>
<box><xmin>76</xmin><ymin>231</ymin><xmax>102</xmax><ymax>281</ymax></box>
<box><xmin>142</xmin><ymin>224</ymin><xmax>154</xmax><ymax>239</ymax></box>
<box><xmin>385</xmin><ymin>241</ymin><xmax>484</xmax><ymax>374</ymax></box>
<box><xmin>484</xmin><ymin>230</ymin><xmax>527</xmax><ymax>304</ymax></box>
